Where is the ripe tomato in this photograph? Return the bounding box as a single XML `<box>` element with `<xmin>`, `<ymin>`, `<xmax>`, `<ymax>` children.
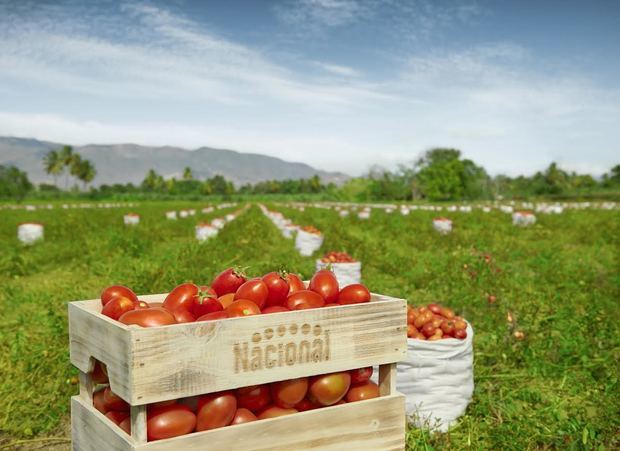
<box><xmin>171</xmin><ymin>308</ymin><xmax>196</xmax><ymax>324</ymax></box>
<box><xmin>93</xmin><ymin>389</ymin><xmax>108</xmax><ymax>414</ymax></box>
<box><xmin>92</xmin><ymin>360</ymin><xmax>108</xmax><ymax>384</ymax></box>
<box><xmin>257</xmin><ymin>406</ymin><xmax>298</xmax><ymax>419</ymax></box>
<box><xmin>407</xmin><ymin>308</ymin><xmax>417</xmax><ymax>324</ymax></box>
<box><xmin>454</xmin><ymin>319</ymin><xmax>467</xmax><ymax>330</ymax></box>
<box><xmin>286</xmin><ymin>290</ymin><xmax>325</xmax><ymax>310</ymax></box>
<box><xmin>231</xmin><ymin>408</ymin><xmax>257</xmax><ymax>425</ymax></box>
<box><xmin>428</xmin><ymin>303</ymin><xmax>442</xmax><ymax>315</ymax></box>
<box><xmin>350</xmin><ymin>367</ymin><xmax>373</xmax><ymax>385</ymax></box>
<box><xmin>286</xmin><ymin>273</ymin><xmax>305</xmax><ymax>295</ymax></box>
<box><xmin>345</xmin><ymin>381</ymin><xmax>379</xmax><ymax>403</ymax></box>
<box><xmin>308</xmin><ymin>372</ymin><xmax>351</xmax><ymax>406</ymax></box>
<box><xmin>440</xmin><ymin>307</ymin><xmax>455</xmax><ymax>319</ymax></box>
<box><xmin>102</xmin><ymin>296</ymin><xmax>137</xmax><ymax>320</ymax></box>
<box><xmin>101</xmin><ymin>285</ymin><xmax>138</xmax><ymax>306</ymax></box>
<box><xmin>454</xmin><ymin>329</ymin><xmax>467</xmax><ymax>339</ymax></box>
<box><xmin>218</xmin><ymin>293</ymin><xmax>235</xmax><ymax>309</ymax></box>
<box><xmin>163</xmin><ymin>283</ymin><xmax>211</xmax><ymax>312</ymax></box>
<box><xmin>105</xmin><ymin>411</ymin><xmax>129</xmax><ymax>425</ymax></box>
<box><xmin>262</xmin><ymin>305</ymin><xmax>290</xmax><ymax>314</ymax></box>
<box><xmin>236</xmin><ymin>385</ymin><xmax>271</xmax><ymax>413</ymax></box>
<box><xmin>428</xmin><ymin>329</ymin><xmax>444</xmax><ymax>341</ymax></box>
<box><xmin>337</xmin><ymin>284</ymin><xmax>371</xmax><ymax>305</ymax></box>
<box><xmin>262</xmin><ymin>272</ymin><xmax>290</xmax><ymax>307</ymax></box>
<box><xmin>234</xmin><ymin>279</ymin><xmax>268</xmax><ymax>309</ymax></box>
<box><xmin>196</xmin><ymin>311</ymin><xmax>229</xmax><ymax>322</ymax></box>
<box><xmin>407</xmin><ymin>324</ymin><xmax>417</xmax><ymax>338</ymax></box>
<box><xmin>421</xmin><ymin>323</ymin><xmax>437</xmax><ymax>338</ymax></box>
<box><xmin>135</xmin><ymin>301</ymin><xmax>150</xmax><ymax>309</ymax></box>
<box><xmin>294</xmin><ymin>398</ymin><xmax>320</xmax><ymax>412</ymax></box>
<box><xmin>119</xmin><ymin>417</ymin><xmax>131</xmax><ymax>435</ymax></box>
<box><xmin>324</xmin><ymin>303</ymin><xmax>340</xmax><ymax>307</ymax></box>
<box><xmin>414</xmin><ymin>311</ymin><xmax>433</xmax><ymax>329</ymax></box>
<box><xmin>440</xmin><ymin>320</ymin><xmax>455</xmax><ymax>336</ymax></box>
<box><xmin>309</xmin><ymin>270</ymin><xmax>339</xmax><ymax>303</ymax></box>
<box><xmin>190</xmin><ymin>296</ymin><xmax>223</xmax><ymax>318</ymax></box>
<box><xmin>119</xmin><ymin>307</ymin><xmax>176</xmax><ymax>327</ymax></box>
<box><xmin>226</xmin><ymin>300</ymin><xmax>261</xmax><ymax>317</ymax></box>
<box><xmin>211</xmin><ymin>267</ymin><xmax>247</xmax><ymax>296</ymax></box>
<box><xmin>196</xmin><ymin>391</ymin><xmax>237</xmax><ymax>431</ymax></box>
<box><xmin>103</xmin><ymin>387</ymin><xmax>129</xmax><ymax>412</ymax></box>
<box><xmin>270</xmin><ymin>377</ymin><xmax>308</xmax><ymax>408</ymax></box>
<box><xmin>147</xmin><ymin>403</ymin><xmax>197</xmax><ymax>441</ymax></box>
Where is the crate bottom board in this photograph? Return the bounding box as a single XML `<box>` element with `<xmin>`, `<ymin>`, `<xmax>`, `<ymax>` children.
<box><xmin>72</xmin><ymin>394</ymin><xmax>405</xmax><ymax>451</ymax></box>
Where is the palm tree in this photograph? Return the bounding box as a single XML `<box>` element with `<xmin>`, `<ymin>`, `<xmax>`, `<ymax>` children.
<box><xmin>58</xmin><ymin>145</ymin><xmax>76</xmax><ymax>189</ymax></box>
<box><xmin>42</xmin><ymin>150</ymin><xmax>63</xmax><ymax>187</ymax></box>
<box><xmin>79</xmin><ymin>159</ymin><xmax>97</xmax><ymax>190</ymax></box>
<box><xmin>183</xmin><ymin>166</ymin><xmax>193</xmax><ymax>180</ymax></box>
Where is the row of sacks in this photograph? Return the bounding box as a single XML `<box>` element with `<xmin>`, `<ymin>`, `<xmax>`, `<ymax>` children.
<box><xmin>2</xmin><ymin>202</ymin><xmax>138</xmax><ymax>211</ymax></box>
<box><xmin>258</xmin><ymin>205</ymin><xmax>325</xmax><ymax>256</ymax></box>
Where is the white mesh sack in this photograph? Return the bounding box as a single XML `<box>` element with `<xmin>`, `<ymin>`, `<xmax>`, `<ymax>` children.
<box><xmin>295</xmin><ymin>229</ymin><xmax>323</xmax><ymax>256</ymax></box>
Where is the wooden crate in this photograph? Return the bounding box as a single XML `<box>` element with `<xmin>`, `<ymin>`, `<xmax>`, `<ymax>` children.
<box><xmin>69</xmin><ymin>292</ymin><xmax>407</xmax><ymax>450</ymax></box>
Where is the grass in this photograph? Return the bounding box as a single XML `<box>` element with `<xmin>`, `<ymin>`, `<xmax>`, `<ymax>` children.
<box><xmin>0</xmin><ymin>201</ymin><xmax>618</xmax><ymax>450</ymax></box>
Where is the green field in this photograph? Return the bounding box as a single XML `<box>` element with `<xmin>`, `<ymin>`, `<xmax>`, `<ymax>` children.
<box><xmin>0</xmin><ymin>202</ymin><xmax>618</xmax><ymax>450</ymax></box>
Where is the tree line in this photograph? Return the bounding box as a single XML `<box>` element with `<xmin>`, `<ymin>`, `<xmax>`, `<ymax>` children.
<box><xmin>0</xmin><ymin>146</ymin><xmax>618</xmax><ymax>201</ymax></box>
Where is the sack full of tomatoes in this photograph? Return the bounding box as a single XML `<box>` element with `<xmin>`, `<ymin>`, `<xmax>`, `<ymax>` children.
<box><xmin>397</xmin><ymin>303</ymin><xmax>474</xmax><ymax>432</ymax></box>
<box><xmin>294</xmin><ymin>226</ymin><xmax>323</xmax><ymax>256</ymax></box>
<box><xmin>315</xmin><ymin>252</ymin><xmax>361</xmax><ymax>287</ymax></box>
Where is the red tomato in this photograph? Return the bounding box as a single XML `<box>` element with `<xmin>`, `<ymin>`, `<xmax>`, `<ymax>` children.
<box><xmin>262</xmin><ymin>305</ymin><xmax>290</xmax><ymax>314</ymax></box>
<box><xmin>93</xmin><ymin>389</ymin><xmax>108</xmax><ymax>414</ymax></box>
<box><xmin>231</xmin><ymin>408</ymin><xmax>257</xmax><ymax>425</ymax></box>
<box><xmin>440</xmin><ymin>307</ymin><xmax>455</xmax><ymax>319</ymax></box>
<box><xmin>190</xmin><ymin>296</ymin><xmax>223</xmax><ymax>318</ymax></box>
<box><xmin>163</xmin><ymin>283</ymin><xmax>206</xmax><ymax>312</ymax></box>
<box><xmin>101</xmin><ymin>296</ymin><xmax>137</xmax><ymax>321</ymax></box>
<box><xmin>309</xmin><ymin>270</ymin><xmax>339</xmax><ymax>303</ymax></box>
<box><xmin>286</xmin><ymin>290</ymin><xmax>325</xmax><ymax>310</ymax></box>
<box><xmin>172</xmin><ymin>308</ymin><xmax>196</xmax><ymax>324</ymax></box>
<box><xmin>286</xmin><ymin>273</ymin><xmax>306</xmax><ymax>295</ymax></box>
<box><xmin>308</xmin><ymin>372</ymin><xmax>351</xmax><ymax>406</ymax></box>
<box><xmin>196</xmin><ymin>391</ymin><xmax>237</xmax><ymax>431</ymax></box>
<box><xmin>119</xmin><ymin>308</ymin><xmax>177</xmax><ymax>327</ymax></box>
<box><xmin>196</xmin><ymin>311</ymin><xmax>229</xmax><ymax>322</ymax></box>
<box><xmin>345</xmin><ymin>381</ymin><xmax>380</xmax><ymax>402</ymax></box>
<box><xmin>428</xmin><ymin>303</ymin><xmax>442</xmax><ymax>315</ymax></box>
<box><xmin>149</xmin><ymin>302</ymin><xmax>163</xmax><ymax>308</ymax></box>
<box><xmin>226</xmin><ymin>300</ymin><xmax>261</xmax><ymax>317</ymax></box>
<box><xmin>337</xmin><ymin>284</ymin><xmax>371</xmax><ymax>305</ymax></box>
<box><xmin>454</xmin><ymin>329</ymin><xmax>467</xmax><ymax>339</ymax></box>
<box><xmin>350</xmin><ymin>367</ymin><xmax>373</xmax><ymax>385</ymax></box>
<box><xmin>454</xmin><ymin>319</ymin><xmax>467</xmax><ymax>330</ymax></box>
<box><xmin>147</xmin><ymin>403</ymin><xmax>197</xmax><ymax>441</ymax></box>
<box><xmin>105</xmin><ymin>411</ymin><xmax>129</xmax><ymax>425</ymax></box>
<box><xmin>234</xmin><ymin>279</ymin><xmax>268</xmax><ymax>309</ymax></box>
<box><xmin>261</xmin><ymin>272</ymin><xmax>290</xmax><ymax>307</ymax></box>
<box><xmin>119</xmin><ymin>417</ymin><xmax>131</xmax><ymax>435</ymax></box>
<box><xmin>257</xmin><ymin>406</ymin><xmax>298</xmax><ymax>419</ymax></box>
<box><xmin>440</xmin><ymin>320</ymin><xmax>455</xmax><ymax>336</ymax></box>
<box><xmin>294</xmin><ymin>398</ymin><xmax>320</xmax><ymax>412</ymax></box>
<box><xmin>103</xmin><ymin>387</ymin><xmax>129</xmax><ymax>412</ymax></box>
<box><xmin>101</xmin><ymin>285</ymin><xmax>138</xmax><ymax>306</ymax></box>
<box><xmin>135</xmin><ymin>301</ymin><xmax>150</xmax><ymax>310</ymax></box>
<box><xmin>92</xmin><ymin>360</ymin><xmax>108</xmax><ymax>384</ymax></box>
<box><xmin>218</xmin><ymin>293</ymin><xmax>235</xmax><ymax>309</ymax></box>
<box><xmin>324</xmin><ymin>303</ymin><xmax>340</xmax><ymax>307</ymax></box>
<box><xmin>271</xmin><ymin>377</ymin><xmax>308</xmax><ymax>408</ymax></box>
<box><xmin>422</xmin><ymin>323</ymin><xmax>437</xmax><ymax>338</ymax></box>
<box><xmin>236</xmin><ymin>385</ymin><xmax>271</xmax><ymax>413</ymax></box>
<box><xmin>211</xmin><ymin>267</ymin><xmax>247</xmax><ymax>296</ymax></box>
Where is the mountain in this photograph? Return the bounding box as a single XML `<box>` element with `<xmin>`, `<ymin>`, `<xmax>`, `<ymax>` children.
<box><xmin>0</xmin><ymin>137</ymin><xmax>349</xmax><ymax>186</ymax></box>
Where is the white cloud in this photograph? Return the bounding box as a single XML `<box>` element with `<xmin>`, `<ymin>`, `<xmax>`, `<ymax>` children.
<box><xmin>315</xmin><ymin>62</ymin><xmax>361</xmax><ymax>77</ymax></box>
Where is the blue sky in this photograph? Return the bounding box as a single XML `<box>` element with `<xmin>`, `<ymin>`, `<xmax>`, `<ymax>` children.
<box><xmin>1</xmin><ymin>0</ymin><xmax>618</xmax><ymax>176</ymax></box>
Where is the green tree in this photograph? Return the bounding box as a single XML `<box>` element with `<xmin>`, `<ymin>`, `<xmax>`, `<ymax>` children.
<box><xmin>74</xmin><ymin>158</ymin><xmax>96</xmax><ymax>190</ymax></box>
<box><xmin>0</xmin><ymin>165</ymin><xmax>33</xmax><ymax>200</ymax></box>
<box><xmin>42</xmin><ymin>150</ymin><xmax>64</xmax><ymax>187</ymax></box>
<box><xmin>141</xmin><ymin>169</ymin><xmax>166</xmax><ymax>192</ymax></box>
<box><xmin>182</xmin><ymin>167</ymin><xmax>193</xmax><ymax>180</ymax></box>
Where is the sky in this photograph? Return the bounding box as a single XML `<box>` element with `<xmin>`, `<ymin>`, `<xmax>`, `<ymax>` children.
<box><xmin>1</xmin><ymin>0</ymin><xmax>619</xmax><ymax>177</ymax></box>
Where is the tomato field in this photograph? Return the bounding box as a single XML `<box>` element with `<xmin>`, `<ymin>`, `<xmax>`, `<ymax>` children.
<box><xmin>0</xmin><ymin>201</ymin><xmax>618</xmax><ymax>450</ymax></box>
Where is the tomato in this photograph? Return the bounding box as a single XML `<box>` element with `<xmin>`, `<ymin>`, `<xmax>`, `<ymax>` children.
<box><xmin>428</xmin><ymin>329</ymin><xmax>444</xmax><ymax>341</ymax></box>
<box><xmin>135</xmin><ymin>301</ymin><xmax>150</xmax><ymax>309</ymax></box>
<box><xmin>262</xmin><ymin>305</ymin><xmax>290</xmax><ymax>314</ymax></box>
<box><xmin>345</xmin><ymin>381</ymin><xmax>379</xmax><ymax>402</ymax></box>
<box><xmin>211</xmin><ymin>267</ymin><xmax>247</xmax><ymax>296</ymax></box>
<box><xmin>337</xmin><ymin>284</ymin><xmax>371</xmax><ymax>305</ymax></box>
<box><xmin>196</xmin><ymin>391</ymin><xmax>237</xmax><ymax>431</ymax></box>
<box><xmin>93</xmin><ymin>388</ymin><xmax>108</xmax><ymax>414</ymax></box>
<box><xmin>231</xmin><ymin>408</ymin><xmax>257</xmax><ymax>424</ymax></box>
<box><xmin>309</xmin><ymin>270</ymin><xmax>339</xmax><ymax>303</ymax></box>
<box><xmin>234</xmin><ymin>279</ymin><xmax>268</xmax><ymax>309</ymax></box>
<box><xmin>236</xmin><ymin>385</ymin><xmax>271</xmax><ymax>413</ymax></box>
<box><xmin>92</xmin><ymin>360</ymin><xmax>108</xmax><ymax>384</ymax></box>
<box><xmin>454</xmin><ymin>319</ymin><xmax>467</xmax><ymax>330</ymax></box>
<box><xmin>407</xmin><ymin>324</ymin><xmax>417</xmax><ymax>338</ymax></box>
<box><xmin>149</xmin><ymin>302</ymin><xmax>163</xmax><ymax>308</ymax></box>
<box><xmin>163</xmin><ymin>283</ymin><xmax>210</xmax><ymax>312</ymax></box>
<box><xmin>350</xmin><ymin>367</ymin><xmax>373</xmax><ymax>385</ymax></box>
<box><xmin>421</xmin><ymin>323</ymin><xmax>437</xmax><ymax>338</ymax></box>
<box><xmin>440</xmin><ymin>307</ymin><xmax>455</xmax><ymax>319</ymax></box>
<box><xmin>103</xmin><ymin>387</ymin><xmax>129</xmax><ymax>412</ymax></box>
<box><xmin>261</xmin><ymin>272</ymin><xmax>290</xmax><ymax>307</ymax></box>
<box><xmin>119</xmin><ymin>417</ymin><xmax>131</xmax><ymax>435</ymax></box>
<box><xmin>101</xmin><ymin>296</ymin><xmax>137</xmax><ymax>321</ymax></box>
<box><xmin>428</xmin><ymin>303</ymin><xmax>442</xmax><ymax>315</ymax></box>
<box><xmin>324</xmin><ymin>303</ymin><xmax>340</xmax><ymax>307</ymax></box>
<box><xmin>196</xmin><ymin>311</ymin><xmax>229</xmax><ymax>322</ymax></box>
<box><xmin>218</xmin><ymin>293</ymin><xmax>235</xmax><ymax>309</ymax></box>
<box><xmin>271</xmin><ymin>377</ymin><xmax>308</xmax><ymax>408</ymax></box>
<box><xmin>171</xmin><ymin>308</ymin><xmax>196</xmax><ymax>323</ymax></box>
<box><xmin>286</xmin><ymin>273</ymin><xmax>305</xmax><ymax>295</ymax></box>
<box><xmin>105</xmin><ymin>410</ymin><xmax>129</xmax><ymax>425</ymax></box>
<box><xmin>308</xmin><ymin>372</ymin><xmax>351</xmax><ymax>406</ymax></box>
<box><xmin>414</xmin><ymin>311</ymin><xmax>433</xmax><ymax>329</ymax></box>
<box><xmin>294</xmin><ymin>398</ymin><xmax>320</xmax><ymax>412</ymax></box>
<box><xmin>454</xmin><ymin>329</ymin><xmax>467</xmax><ymax>339</ymax></box>
<box><xmin>190</xmin><ymin>296</ymin><xmax>223</xmax><ymax>318</ymax></box>
<box><xmin>440</xmin><ymin>320</ymin><xmax>455</xmax><ymax>336</ymax></box>
<box><xmin>226</xmin><ymin>300</ymin><xmax>261</xmax><ymax>317</ymax></box>
<box><xmin>286</xmin><ymin>290</ymin><xmax>325</xmax><ymax>310</ymax></box>
<box><xmin>101</xmin><ymin>285</ymin><xmax>138</xmax><ymax>306</ymax></box>
<box><xmin>119</xmin><ymin>308</ymin><xmax>176</xmax><ymax>327</ymax></box>
<box><xmin>407</xmin><ymin>308</ymin><xmax>417</xmax><ymax>324</ymax></box>
<box><xmin>147</xmin><ymin>403</ymin><xmax>197</xmax><ymax>441</ymax></box>
<box><xmin>257</xmin><ymin>406</ymin><xmax>298</xmax><ymax>419</ymax></box>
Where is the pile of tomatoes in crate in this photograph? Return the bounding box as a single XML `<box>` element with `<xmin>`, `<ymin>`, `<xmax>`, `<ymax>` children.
<box><xmin>320</xmin><ymin>251</ymin><xmax>357</xmax><ymax>263</ymax></box>
<box><xmin>407</xmin><ymin>303</ymin><xmax>468</xmax><ymax>340</ymax></box>
<box><xmin>100</xmin><ymin>268</ymin><xmax>372</xmax><ymax>327</ymax></box>
<box><xmin>92</xmin><ymin>361</ymin><xmax>377</xmax><ymax>440</ymax></box>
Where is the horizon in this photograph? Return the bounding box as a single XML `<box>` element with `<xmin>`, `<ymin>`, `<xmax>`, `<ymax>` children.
<box><xmin>1</xmin><ymin>1</ymin><xmax>619</xmax><ymax>177</ymax></box>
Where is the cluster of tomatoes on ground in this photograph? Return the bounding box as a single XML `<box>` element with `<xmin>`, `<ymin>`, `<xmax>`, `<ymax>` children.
<box><xmin>407</xmin><ymin>303</ymin><xmax>468</xmax><ymax>340</ymax></box>
<box><xmin>320</xmin><ymin>251</ymin><xmax>357</xmax><ymax>263</ymax></box>
<box><xmin>100</xmin><ymin>268</ymin><xmax>372</xmax><ymax>327</ymax></box>
<box><xmin>91</xmin><ymin>361</ymin><xmax>377</xmax><ymax>441</ymax></box>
